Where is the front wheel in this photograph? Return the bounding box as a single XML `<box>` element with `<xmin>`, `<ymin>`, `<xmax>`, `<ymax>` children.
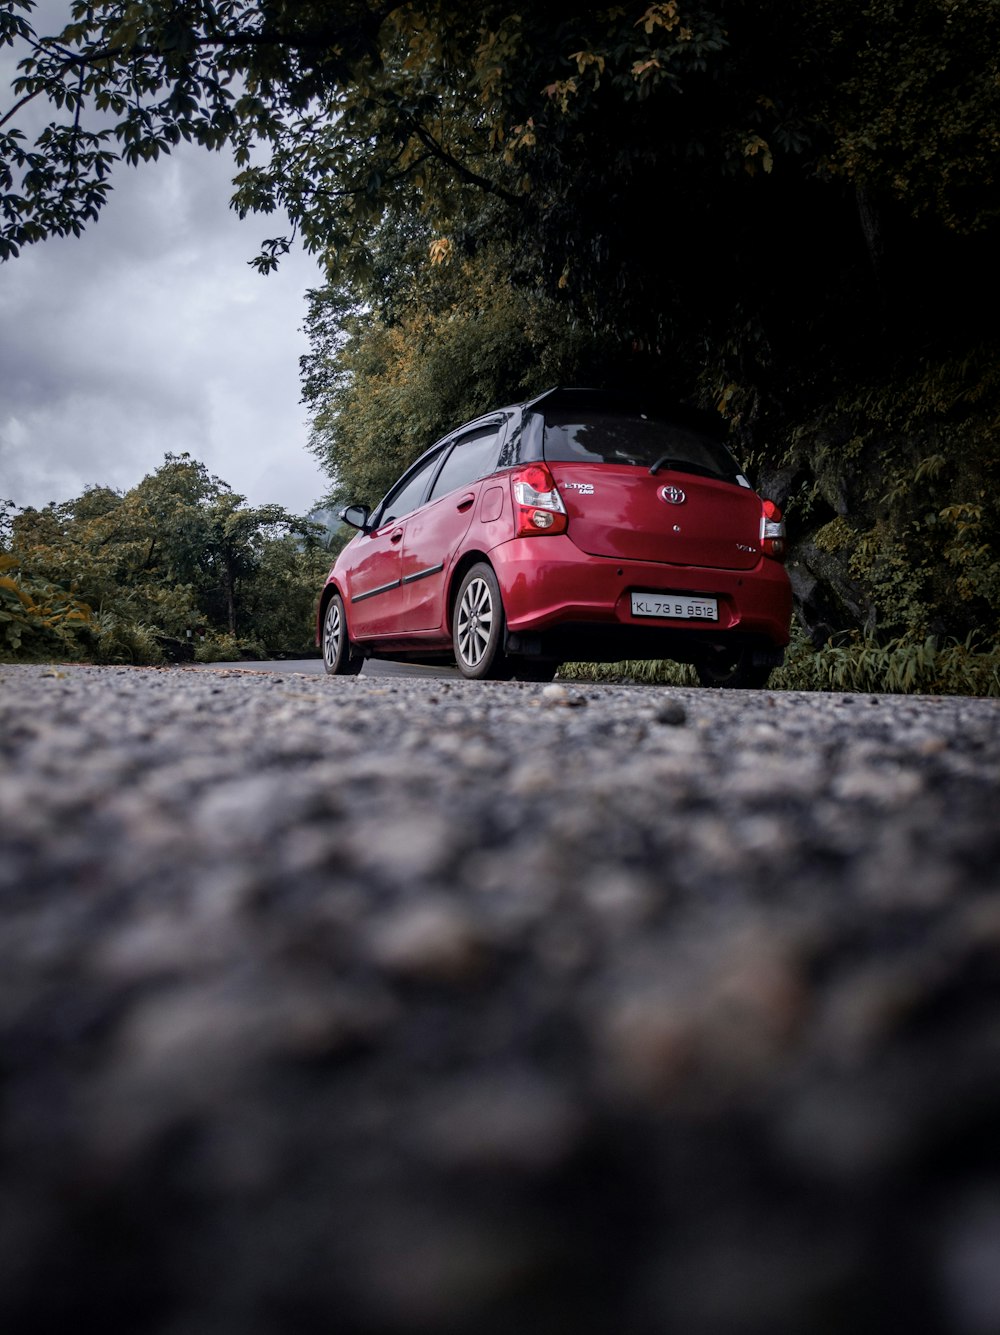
<box><xmin>322</xmin><ymin>593</ymin><xmax>363</xmax><ymax>676</ymax></box>
<box><xmin>696</xmin><ymin>645</ymin><xmax>773</xmax><ymax>689</ymax></box>
<box><xmin>453</xmin><ymin>564</ymin><xmax>509</xmax><ymax>680</ymax></box>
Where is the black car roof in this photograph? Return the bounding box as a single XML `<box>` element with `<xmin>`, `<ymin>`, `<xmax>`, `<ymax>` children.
<box><xmin>396</xmin><ymin>387</ymin><xmax>730</xmax><ymax>484</ymax></box>
<box><xmin>520</xmin><ymin>386</ymin><xmax>728</xmax><ymax>438</ymax></box>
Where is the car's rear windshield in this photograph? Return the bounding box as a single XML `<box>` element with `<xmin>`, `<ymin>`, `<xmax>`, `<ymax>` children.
<box><xmin>541</xmin><ymin>409</ymin><xmax>743</xmax><ymax>482</ymax></box>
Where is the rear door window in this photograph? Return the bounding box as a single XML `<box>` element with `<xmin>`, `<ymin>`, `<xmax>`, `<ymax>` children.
<box><xmin>541</xmin><ymin>409</ymin><xmax>743</xmax><ymax>482</ymax></box>
<box><xmin>428</xmin><ymin>425</ymin><xmax>503</xmax><ymax>500</ymax></box>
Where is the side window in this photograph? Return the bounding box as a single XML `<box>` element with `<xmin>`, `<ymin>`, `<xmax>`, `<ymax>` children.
<box><xmin>377</xmin><ymin>453</ymin><xmax>441</xmax><ymax>526</ymax></box>
<box><xmin>497</xmin><ymin>413</ymin><xmax>524</xmax><ymax>469</ymax></box>
<box><xmin>428</xmin><ymin>425</ymin><xmax>503</xmax><ymax>501</ymax></box>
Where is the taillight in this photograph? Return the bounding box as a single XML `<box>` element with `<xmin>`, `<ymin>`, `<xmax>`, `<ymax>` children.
<box><xmin>760</xmin><ymin>499</ymin><xmax>786</xmax><ymax>560</ymax></box>
<box><xmin>511</xmin><ymin>464</ymin><xmax>568</xmax><ymax>536</ymax></box>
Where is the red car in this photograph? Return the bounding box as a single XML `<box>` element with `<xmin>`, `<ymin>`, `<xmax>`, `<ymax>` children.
<box><xmin>317</xmin><ymin>388</ymin><xmax>792</xmax><ymax>686</ymax></box>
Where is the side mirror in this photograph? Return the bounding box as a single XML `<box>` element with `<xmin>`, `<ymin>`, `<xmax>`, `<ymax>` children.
<box><xmin>339</xmin><ymin>504</ymin><xmax>370</xmax><ymax>531</ymax></box>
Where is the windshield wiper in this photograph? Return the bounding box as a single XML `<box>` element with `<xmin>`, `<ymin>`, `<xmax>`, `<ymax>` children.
<box><xmin>649</xmin><ymin>455</ymin><xmax>726</xmax><ymax>481</ymax></box>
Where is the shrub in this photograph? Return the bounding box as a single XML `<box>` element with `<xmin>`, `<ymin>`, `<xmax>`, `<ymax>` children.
<box><xmin>560</xmin><ymin>627</ymin><xmax>1000</xmax><ymax>696</ymax></box>
<box><xmin>90</xmin><ymin>614</ymin><xmax>166</xmax><ymax>666</ymax></box>
<box><xmin>0</xmin><ymin>555</ymin><xmax>93</xmax><ymax>660</ymax></box>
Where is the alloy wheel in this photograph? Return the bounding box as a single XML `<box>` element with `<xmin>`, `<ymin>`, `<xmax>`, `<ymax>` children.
<box><xmin>323</xmin><ymin>598</ymin><xmax>343</xmax><ymax>670</ymax></box>
<box><xmin>457</xmin><ymin>576</ymin><xmax>493</xmax><ymax>670</ymax></box>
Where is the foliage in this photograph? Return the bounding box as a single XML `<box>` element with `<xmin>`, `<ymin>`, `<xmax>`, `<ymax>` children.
<box><xmin>1</xmin><ymin>5</ymin><xmax>732</xmax><ymax>272</ymax></box>
<box><xmin>0</xmin><ymin>497</ymin><xmax>14</xmax><ymax>549</ymax></box>
<box><xmin>88</xmin><ymin>611</ymin><xmax>166</xmax><ymax>665</ymax></box>
<box><xmin>3</xmin><ymin>3</ymin><xmax>998</xmax><ymax>371</ymax></box>
<box><xmin>237</xmin><ymin>530</ymin><xmax>330</xmax><ymax>651</ymax></box>
<box><xmin>193</xmin><ymin>631</ymin><xmax>243</xmax><ymax>663</ymax></box>
<box><xmin>763</xmin><ymin>343</ymin><xmax>1000</xmax><ymax>651</ymax></box>
<box><xmin>306</xmin><ymin>244</ymin><xmax>613</xmax><ymax>507</ymax></box>
<box><xmin>560</xmin><ymin>658</ymin><xmax>697</xmax><ymax>687</ymax></box>
<box><xmin>564</xmin><ymin>627</ymin><xmax>1000</xmax><ymax>697</ymax></box>
<box><xmin>772</xmin><ymin>629</ymin><xmax>1000</xmax><ymax>698</ymax></box>
<box><xmin>815</xmin><ymin>0</ymin><xmax>1000</xmax><ymax>235</ymax></box>
<box><xmin>4</xmin><ymin>453</ymin><xmax>327</xmax><ymax>663</ymax></box>
<box><xmin>0</xmin><ymin>552</ymin><xmax>94</xmax><ymax>659</ymax></box>
<box><xmin>5</xmin><ymin>3</ymin><xmax>998</xmax><ymax>343</ymax></box>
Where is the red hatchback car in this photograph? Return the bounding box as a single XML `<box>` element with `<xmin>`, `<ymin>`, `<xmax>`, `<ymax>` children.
<box><xmin>317</xmin><ymin>388</ymin><xmax>792</xmax><ymax>686</ymax></box>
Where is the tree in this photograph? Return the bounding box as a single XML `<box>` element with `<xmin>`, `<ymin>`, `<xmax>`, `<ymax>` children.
<box><xmin>304</xmin><ymin>241</ymin><xmax>617</xmax><ymax>508</ymax></box>
<box><xmin>239</xmin><ymin>526</ymin><xmax>331</xmax><ymax>652</ymax></box>
<box><xmin>0</xmin><ymin>551</ymin><xmax>94</xmax><ymax>658</ymax></box>
<box><xmin>5</xmin><ymin>2</ymin><xmax>999</xmax><ymax>342</ymax></box>
<box><xmin>7</xmin><ymin>453</ymin><xmax>326</xmax><ymax>659</ymax></box>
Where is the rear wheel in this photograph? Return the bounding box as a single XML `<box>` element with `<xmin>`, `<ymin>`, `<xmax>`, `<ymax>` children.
<box><xmin>696</xmin><ymin>645</ymin><xmax>773</xmax><ymax>689</ymax></box>
<box><xmin>453</xmin><ymin>564</ymin><xmax>509</xmax><ymax>680</ymax></box>
<box><xmin>322</xmin><ymin>593</ymin><xmax>363</xmax><ymax>676</ymax></box>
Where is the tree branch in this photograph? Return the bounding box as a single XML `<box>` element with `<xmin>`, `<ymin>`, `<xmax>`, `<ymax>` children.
<box><xmin>403</xmin><ymin>117</ymin><xmax>523</xmax><ymax>207</ymax></box>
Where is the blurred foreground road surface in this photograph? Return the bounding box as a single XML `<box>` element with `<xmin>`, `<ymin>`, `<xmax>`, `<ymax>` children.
<box><xmin>2</xmin><ymin>662</ymin><xmax>1000</xmax><ymax>1335</ymax></box>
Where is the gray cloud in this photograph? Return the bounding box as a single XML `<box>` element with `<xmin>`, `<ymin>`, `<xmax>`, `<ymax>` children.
<box><xmin>1</xmin><ymin>14</ymin><xmax>330</xmax><ymax>515</ymax></box>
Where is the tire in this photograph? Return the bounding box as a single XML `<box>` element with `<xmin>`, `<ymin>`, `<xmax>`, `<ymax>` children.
<box><xmin>696</xmin><ymin>645</ymin><xmax>772</xmax><ymax>689</ymax></box>
<box><xmin>322</xmin><ymin>593</ymin><xmax>363</xmax><ymax>676</ymax></box>
<box><xmin>453</xmin><ymin>563</ymin><xmax>509</xmax><ymax>680</ymax></box>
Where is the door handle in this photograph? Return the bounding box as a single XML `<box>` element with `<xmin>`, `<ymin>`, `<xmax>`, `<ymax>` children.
<box><xmin>456</xmin><ymin>494</ymin><xmax>475</xmax><ymax>512</ymax></box>
<box><xmin>390</xmin><ymin>528</ymin><xmax>403</xmax><ymax>544</ymax></box>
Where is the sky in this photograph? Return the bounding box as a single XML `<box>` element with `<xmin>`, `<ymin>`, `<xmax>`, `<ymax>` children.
<box><xmin>0</xmin><ymin>9</ymin><xmax>332</xmax><ymax>518</ymax></box>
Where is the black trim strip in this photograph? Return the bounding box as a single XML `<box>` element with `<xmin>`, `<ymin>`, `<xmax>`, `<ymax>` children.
<box><xmin>351</xmin><ymin>578</ymin><xmax>402</xmax><ymax>604</ymax></box>
<box><xmin>402</xmin><ymin>563</ymin><xmax>445</xmax><ymax>586</ymax></box>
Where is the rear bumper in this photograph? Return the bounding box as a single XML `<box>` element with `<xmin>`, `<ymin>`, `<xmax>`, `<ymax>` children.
<box><xmin>491</xmin><ymin>536</ymin><xmax>792</xmax><ymax>656</ymax></box>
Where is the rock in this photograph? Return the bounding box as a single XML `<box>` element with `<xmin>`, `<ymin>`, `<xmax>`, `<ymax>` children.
<box><xmin>368</xmin><ymin>899</ymin><xmax>489</xmax><ymax>984</ymax></box>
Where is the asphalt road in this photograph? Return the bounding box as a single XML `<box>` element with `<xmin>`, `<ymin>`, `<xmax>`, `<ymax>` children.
<box><xmin>202</xmin><ymin>656</ymin><xmax>459</xmax><ymax>677</ymax></box>
<box><xmin>2</xmin><ymin>662</ymin><xmax>1000</xmax><ymax>1335</ymax></box>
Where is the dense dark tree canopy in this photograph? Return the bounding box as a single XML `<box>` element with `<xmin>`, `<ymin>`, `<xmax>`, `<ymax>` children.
<box><xmin>5</xmin><ymin>3</ymin><xmax>1000</xmax><ymax>321</ymax></box>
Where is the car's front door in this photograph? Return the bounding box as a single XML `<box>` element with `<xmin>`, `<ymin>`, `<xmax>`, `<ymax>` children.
<box><xmin>346</xmin><ymin>451</ymin><xmax>442</xmax><ymax>640</ymax></box>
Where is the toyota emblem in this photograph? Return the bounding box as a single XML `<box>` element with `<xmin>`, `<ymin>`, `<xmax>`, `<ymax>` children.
<box><xmin>659</xmin><ymin>485</ymin><xmax>686</xmax><ymax>505</ymax></box>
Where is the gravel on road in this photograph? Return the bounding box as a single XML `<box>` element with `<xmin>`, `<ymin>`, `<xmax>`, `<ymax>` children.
<box><xmin>2</xmin><ymin>662</ymin><xmax>1000</xmax><ymax>1335</ymax></box>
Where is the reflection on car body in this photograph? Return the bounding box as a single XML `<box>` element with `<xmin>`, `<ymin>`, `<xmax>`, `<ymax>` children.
<box><xmin>317</xmin><ymin>387</ymin><xmax>793</xmax><ymax>687</ymax></box>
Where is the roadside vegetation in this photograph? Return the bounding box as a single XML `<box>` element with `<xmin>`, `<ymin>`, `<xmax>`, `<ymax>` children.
<box><xmin>0</xmin><ymin>455</ymin><xmax>331</xmax><ymax>664</ymax></box>
<box><xmin>564</xmin><ymin>629</ymin><xmax>1000</xmax><ymax>697</ymax></box>
<box><xmin>3</xmin><ymin>3</ymin><xmax>999</xmax><ymax>691</ymax></box>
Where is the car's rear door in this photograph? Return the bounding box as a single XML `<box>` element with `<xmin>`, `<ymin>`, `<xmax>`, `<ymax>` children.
<box><xmin>552</xmin><ymin>465</ymin><xmax>763</xmax><ymax>571</ymax></box>
<box><xmin>400</xmin><ymin>419</ymin><xmax>507</xmax><ymax>630</ymax></box>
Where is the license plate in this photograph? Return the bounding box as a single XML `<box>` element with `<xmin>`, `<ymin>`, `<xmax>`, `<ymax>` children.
<box><xmin>630</xmin><ymin>592</ymin><xmax>718</xmax><ymax>621</ymax></box>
